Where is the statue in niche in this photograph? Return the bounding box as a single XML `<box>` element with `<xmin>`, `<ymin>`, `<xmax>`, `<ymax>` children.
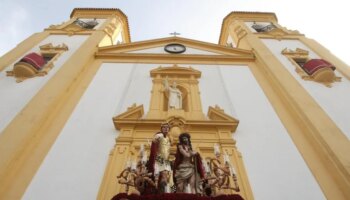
<box><xmin>163</xmin><ymin>76</ymin><xmax>182</xmax><ymax>110</ymax></box>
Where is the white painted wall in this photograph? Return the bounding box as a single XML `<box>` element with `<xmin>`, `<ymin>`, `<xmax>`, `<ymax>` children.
<box><xmin>128</xmin><ymin>46</ymin><xmax>220</xmax><ymax>55</ymax></box>
<box><xmin>22</xmin><ymin>63</ymin><xmax>153</xmax><ymax>200</ymax></box>
<box><xmin>23</xmin><ymin>62</ymin><xmax>325</xmax><ymax>199</ymax></box>
<box><xmin>262</xmin><ymin>39</ymin><xmax>350</xmax><ymax>139</ymax></box>
<box><xmin>219</xmin><ymin>66</ymin><xmax>325</xmax><ymax>200</ymax></box>
<box><xmin>0</xmin><ymin>35</ymin><xmax>88</xmax><ymax>134</ymax></box>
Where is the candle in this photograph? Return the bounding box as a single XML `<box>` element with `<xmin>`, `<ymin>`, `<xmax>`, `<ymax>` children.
<box><xmin>131</xmin><ymin>160</ymin><xmax>137</xmax><ymax>170</ymax></box>
<box><xmin>140</xmin><ymin>143</ymin><xmax>144</xmax><ymax>152</ymax></box>
<box><xmin>224</xmin><ymin>152</ymin><xmax>230</xmax><ymax>164</ymax></box>
<box><xmin>214</xmin><ymin>143</ymin><xmax>220</xmax><ymax>156</ymax></box>
<box><xmin>126</xmin><ymin>159</ymin><xmax>131</xmax><ymax>168</ymax></box>
<box><xmin>202</xmin><ymin>159</ymin><xmax>211</xmax><ymax>173</ymax></box>
<box><xmin>230</xmin><ymin>164</ymin><xmax>237</xmax><ymax>175</ymax></box>
<box><xmin>142</xmin><ymin>151</ymin><xmax>148</xmax><ymax>163</ymax></box>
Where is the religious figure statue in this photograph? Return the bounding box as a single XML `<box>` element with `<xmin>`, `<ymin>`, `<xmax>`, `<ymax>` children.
<box><xmin>163</xmin><ymin>76</ymin><xmax>182</xmax><ymax>109</ymax></box>
<box><xmin>147</xmin><ymin>123</ymin><xmax>174</xmax><ymax>193</ymax></box>
<box><xmin>174</xmin><ymin>133</ymin><xmax>205</xmax><ymax>194</ymax></box>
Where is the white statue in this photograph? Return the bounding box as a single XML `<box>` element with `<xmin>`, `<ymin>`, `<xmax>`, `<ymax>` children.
<box><xmin>163</xmin><ymin>77</ymin><xmax>182</xmax><ymax>109</ymax></box>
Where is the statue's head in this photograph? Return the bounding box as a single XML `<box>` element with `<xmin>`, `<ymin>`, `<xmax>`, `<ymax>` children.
<box><xmin>172</xmin><ymin>81</ymin><xmax>177</xmax><ymax>88</ymax></box>
<box><xmin>160</xmin><ymin>122</ymin><xmax>170</xmax><ymax>134</ymax></box>
<box><xmin>179</xmin><ymin>132</ymin><xmax>191</xmax><ymax>146</ymax></box>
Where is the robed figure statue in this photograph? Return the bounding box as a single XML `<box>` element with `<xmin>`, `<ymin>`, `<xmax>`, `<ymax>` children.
<box><xmin>163</xmin><ymin>77</ymin><xmax>182</xmax><ymax>110</ymax></box>
<box><xmin>174</xmin><ymin>133</ymin><xmax>205</xmax><ymax>194</ymax></box>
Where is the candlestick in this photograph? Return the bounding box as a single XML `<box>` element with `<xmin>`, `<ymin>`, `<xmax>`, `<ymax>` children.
<box><xmin>142</xmin><ymin>151</ymin><xmax>148</xmax><ymax>164</ymax></box>
<box><xmin>224</xmin><ymin>152</ymin><xmax>230</xmax><ymax>164</ymax></box>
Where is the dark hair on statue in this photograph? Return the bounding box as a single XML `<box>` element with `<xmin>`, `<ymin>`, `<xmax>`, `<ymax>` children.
<box><xmin>178</xmin><ymin>132</ymin><xmax>192</xmax><ymax>150</ymax></box>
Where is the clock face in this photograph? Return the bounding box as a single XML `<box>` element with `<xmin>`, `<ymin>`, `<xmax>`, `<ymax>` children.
<box><xmin>164</xmin><ymin>43</ymin><xmax>186</xmax><ymax>54</ymax></box>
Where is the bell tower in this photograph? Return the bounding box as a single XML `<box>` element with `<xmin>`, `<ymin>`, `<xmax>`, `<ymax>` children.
<box><xmin>219</xmin><ymin>12</ymin><xmax>350</xmax><ymax>200</ymax></box>
<box><xmin>0</xmin><ymin>8</ymin><xmax>131</xmax><ymax>200</ymax></box>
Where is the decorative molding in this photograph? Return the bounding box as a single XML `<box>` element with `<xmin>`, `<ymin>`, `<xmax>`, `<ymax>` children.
<box><xmin>46</xmin><ymin>19</ymin><xmax>99</xmax><ymax>36</ymax></box>
<box><xmin>6</xmin><ymin>43</ymin><xmax>68</xmax><ymax>82</ymax></box>
<box><xmin>62</xmin><ymin>21</ymin><xmax>94</xmax><ymax>36</ymax></box>
<box><xmin>47</xmin><ymin>21</ymin><xmax>66</xmax><ymax>29</ymax></box>
<box><xmin>281</xmin><ymin>48</ymin><xmax>309</xmax><ymax>57</ymax></box>
<box><xmin>166</xmin><ymin>115</ymin><xmax>186</xmax><ymax>127</ymax></box>
<box><xmin>150</xmin><ymin>64</ymin><xmax>201</xmax><ymax>79</ymax></box>
<box><xmin>103</xmin><ymin>18</ymin><xmax>118</xmax><ymax>38</ymax></box>
<box><xmin>208</xmin><ymin>105</ymin><xmax>239</xmax><ymax>121</ymax></box>
<box><xmin>234</xmin><ymin>25</ymin><xmax>247</xmax><ymax>46</ymax></box>
<box><xmin>252</xmin><ymin>22</ymin><xmax>302</xmax><ymax>40</ymax></box>
<box><xmin>39</xmin><ymin>43</ymin><xmax>68</xmax><ymax>52</ymax></box>
<box><xmin>113</xmin><ymin>104</ymin><xmax>144</xmax><ymax>130</ymax></box>
<box><xmin>97</xmin><ymin>36</ymin><xmax>253</xmax><ymax>57</ymax></box>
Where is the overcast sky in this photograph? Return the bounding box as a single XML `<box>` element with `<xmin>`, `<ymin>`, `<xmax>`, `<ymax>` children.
<box><xmin>0</xmin><ymin>0</ymin><xmax>349</xmax><ymax>65</ymax></box>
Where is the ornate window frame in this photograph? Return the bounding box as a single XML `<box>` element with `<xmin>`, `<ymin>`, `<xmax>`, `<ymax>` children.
<box><xmin>281</xmin><ymin>48</ymin><xmax>341</xmax><ymax>87</ymax></box>
<box><xmin>6</xmin><ymin>43</ymin><xmax>68</xmax><ymax>82</ymax></box>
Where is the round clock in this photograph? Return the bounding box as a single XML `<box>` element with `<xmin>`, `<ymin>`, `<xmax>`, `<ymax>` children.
<box><xmin>164</xmin><ymin>43</ymin><xmax>186</xmax><ymax>54</ymax></box>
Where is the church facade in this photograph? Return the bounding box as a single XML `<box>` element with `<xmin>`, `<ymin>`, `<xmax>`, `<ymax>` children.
<box><xmin>0</xmin><ymin>8</ymin><xmax>349</xmax><ymax>200</ymax></box>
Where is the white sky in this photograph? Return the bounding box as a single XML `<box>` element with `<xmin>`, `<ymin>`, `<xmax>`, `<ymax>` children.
<box><xmin>0</xmin><ymin>0</ymin><xmax>349</xmax><ymax>66</ymax></box>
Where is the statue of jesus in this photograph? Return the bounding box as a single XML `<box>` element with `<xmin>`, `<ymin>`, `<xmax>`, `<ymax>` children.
<box><xmin>163</xmin><ymin>77</ymin><xmax>182</xmax><ymax>109</ymax></box>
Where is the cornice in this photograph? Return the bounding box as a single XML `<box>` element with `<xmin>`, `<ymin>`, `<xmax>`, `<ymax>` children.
<box><xmin>95</xmin><ymin>53</ymin><xmax>255</xmax><ymax>64</ymax></box>
<box><xmin>150</xmin><ymin>65</ymin><xmax>202</xmax><ymax>78</ymax></box>
<box><xmin>113</xmin><ymin>118</ymin><xmax>238</xmax><ymax>132</ymax></box>
<box><xmin>98</xmin><ymin>36</ymin><xmax>253</xmax><ymax>57</ymax></box>
<box><xmin>70</xmin><ymin>8</ymin><xmax>127</xmax><ymax>19</ymax></box>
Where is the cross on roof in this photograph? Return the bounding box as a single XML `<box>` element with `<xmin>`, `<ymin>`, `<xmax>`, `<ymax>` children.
<box><xmin>170</xmin><ymin>32</ymin><xmax>181</xmax><ymax>37</ymax></box>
